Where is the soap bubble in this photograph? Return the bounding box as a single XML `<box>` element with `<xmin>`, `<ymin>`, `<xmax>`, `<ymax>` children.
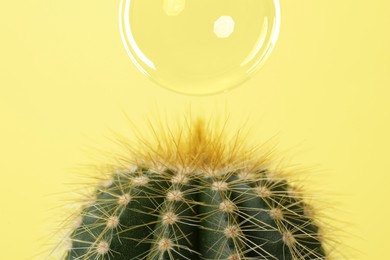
<box><xmin>120</xmin><ymin>0</ymin><xmax>280</xmax><ymax>95</ymax></box>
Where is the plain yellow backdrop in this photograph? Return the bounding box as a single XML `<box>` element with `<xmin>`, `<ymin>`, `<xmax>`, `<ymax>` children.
<box><xmin>1</xmin><ymin>0</ymin><xmax>389</xmax><ymax>259</ymax></box>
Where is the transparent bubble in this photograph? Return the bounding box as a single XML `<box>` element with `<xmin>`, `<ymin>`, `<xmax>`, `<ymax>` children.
<box><xmin>120</xmin><ymin>0</ymin><xmax>280</xmax><ymax>95</ymax></box>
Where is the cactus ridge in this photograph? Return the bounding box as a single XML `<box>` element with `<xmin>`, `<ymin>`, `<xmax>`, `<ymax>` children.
<box><xmin>63</xmin><ymin>119</ymin><xmax>327</xmax><ymax>259</ymax></box>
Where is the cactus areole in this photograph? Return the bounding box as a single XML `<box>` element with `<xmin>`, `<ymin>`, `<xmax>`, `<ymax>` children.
<box><xmin>65</xmin><ymin>120</ymin><xmax>326</xmax><ymax>259</ymax></box>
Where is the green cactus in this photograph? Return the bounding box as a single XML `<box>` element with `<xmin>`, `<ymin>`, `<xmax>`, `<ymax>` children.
<box><xmin>63</xmin><ymin>120</ymin><xmax>326</xmax><ymax>259</ymax></box>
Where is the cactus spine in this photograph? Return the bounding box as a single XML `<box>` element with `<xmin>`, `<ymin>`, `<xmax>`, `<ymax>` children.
<box><xmin>64</xmin><ymin>120</ymin><xmax>326</xmax><ymax>259</ymax></box>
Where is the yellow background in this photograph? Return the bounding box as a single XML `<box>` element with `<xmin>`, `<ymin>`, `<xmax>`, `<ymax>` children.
<box><xmin>1</xmin><ymin>0</ymin><xmax>389</xmax><ymax>259</ymax></box>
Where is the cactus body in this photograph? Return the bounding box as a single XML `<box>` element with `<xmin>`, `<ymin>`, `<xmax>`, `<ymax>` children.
<box><xmin>64</xmin><ymin>120</ymin><xmax>326</xmax><ymax>259</ymax></box>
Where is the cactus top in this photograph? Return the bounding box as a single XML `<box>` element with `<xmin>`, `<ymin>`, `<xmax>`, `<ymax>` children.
<box><xmin>62</xmin><ymin>119</ymin><xmax>327</xmax><ymax>259</ymax></box>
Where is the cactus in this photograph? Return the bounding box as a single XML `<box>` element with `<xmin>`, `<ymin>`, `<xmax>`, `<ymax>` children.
<box><xmin>63</xmin><ymin>119</ymin><xmax>327</xmax><ymax>259</ymax></box>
